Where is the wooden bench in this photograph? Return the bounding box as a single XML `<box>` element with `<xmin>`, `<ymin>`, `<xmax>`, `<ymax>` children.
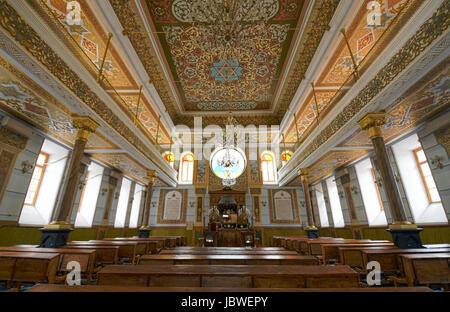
<box><xmin>361</xmin><ymin>248</ymin><xmax>450</xmax><ymax>275</ymax></box>
<box><xmin>138</xmin><ymin>254</ymin><xmax>319</xmax><ymax>265</ymax></box>
<box><xmin>67</xmin><ymin>241</ymin><xmax>137</xmax><ymax>264</ymax></box>
<box><xmin>25</xmin><ymin>284</ymin><xmax>433</xmax><ymax>292</ymax></box>
<box><xmin>129</xmin><ymin>237</ymin><xmax>169</xmax><ymax>249</ymax></box>
<box><xmin>0</xmin><ymin>251</ymin><xmax>60</xmax><ymax>287</ymax></box>
<box><xmin>132</xmin><ymin>236</ymin><xmax>181</xmax><ymax>248</ymax></box>
<box><xmin>424</xmin><ymin>244</ymin><xmax>450</xmax><ymax>248</ymax></box>
<box><xmin>103</xmin><ymin>238</ymin><xmax>160</xmax><ymax>254</ymax></box>
<box><xmin>97</xmin><ymin>264</ymin><xmax>360</xmax><ymax>288</ymax></box>
<box><xmin>307</xmin><ymin>239</ymin><xmax>390</xmax><ymax>256</ymax></box>
<box><xmin>339</xmin><ymin>246</ymin><xmax>397</xmax><ymax>268</ymax></box>
<box><xmin>1</xmin><ymin>246</ymin><xmax>96</xmax><ymax>283</ymax></box>
<box><xmin>392</xmin><ymin>253</ymin><xmax>450</xmax><ymax>287</ymax></box>
<box><xmin>160</xmin><ymin>248</ymin><xmax>297</xmax><ymax>255</ymax></box>
<box><xmin>63</xmin><ymin>245</ymin><xmax>119</xmax><ymax>265</ymax></box>
<box><xmin>169</xmin><ymin>247</ymin><xmax>287</xmax><ymax>251</ymax></box>
<box><xmin>321</xmin><ymin>243</ymin><xmax>394</xmax><ymax>265</ymax></box>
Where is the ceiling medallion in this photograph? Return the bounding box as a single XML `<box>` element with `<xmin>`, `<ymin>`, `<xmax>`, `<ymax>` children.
<box><xmin>171</xmin><ymin>0</ymin><xmax>279</xmax><ymax>62</ymax></box>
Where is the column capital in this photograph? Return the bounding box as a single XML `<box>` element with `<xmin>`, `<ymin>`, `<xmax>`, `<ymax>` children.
<box><xmin>358</xmin><ymin>112</ymin><xmax>386</xmax><ymax>138</ymax></box>
<box><xmin>72</xmin><ymin>115</ymin><xmax>100</xmax><ymax>141</ymax></box>
<box><xmin>298</xmin><ymin>168</ymin><xmax>309</xmax><ymax>176</ymax></box>
<box><xmin>146</xmin><ymin>169</ymin><xmax>157</xmax><ymax>184</ymax></box>
<box><xmin>298</xmin><ymin>168</ymin><xmax>309</xmax><ymax>182</ymax></box>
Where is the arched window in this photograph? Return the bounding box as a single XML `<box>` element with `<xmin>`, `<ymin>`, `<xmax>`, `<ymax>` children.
<box><xmin>281</xmin><ymin>151</ymin><xmax>292</xmax><ymax>166</ymax></box>
<box><xmin>162</xmin><ymin>152</ymin><xmax>175</xmax><ymax>168</ymax></box>
<box><xmin>261</xmin><ymin>151</ymin><xmax>277</xmax><ymax>184</ymax></box>
<box><xmin>179</xmin><ymin>152</ymin><xmax>194</xmax><ymax>184</ymax></box>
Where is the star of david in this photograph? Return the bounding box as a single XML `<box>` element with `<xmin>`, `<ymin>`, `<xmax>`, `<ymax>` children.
<box><xmin>94</xmin><ymin>59</ymin><xmax>115</xmax><ymax>72</ymax></box>
<box><xmin>61</xmin><ymin>20</ymin><xmax>89</xmax><ymax>35</ymax></box>
<box><xmin>429</xmin><ymin>77</ymin><xmax>450</xmax><ymax>95</ymax></box>
<box><xmin>210</xmin><ymin>60</ymin><xmax>243</xmax><ymax>83</ymax></box>
<box><xmin>0</xmin><ymin>84</ymin><xmax>30</xmax><ymax>101</ymax></box>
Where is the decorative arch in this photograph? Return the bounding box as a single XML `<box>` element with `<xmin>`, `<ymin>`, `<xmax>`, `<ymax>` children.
<box><xmin>261</xmin><ymin>151</ymin><xmax>277</xmax><ymax>184</ymax></box>
<box><xmin>179</xmin><ymin>152</ymin><xmax>194</xmax><ymax>184</ymax></box>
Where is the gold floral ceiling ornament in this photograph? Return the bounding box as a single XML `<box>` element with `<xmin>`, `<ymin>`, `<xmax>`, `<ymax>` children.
<box><xmin>173</xmin><ymin>0</ymin><xmax>279</xmax><ymax>62</ymax></box>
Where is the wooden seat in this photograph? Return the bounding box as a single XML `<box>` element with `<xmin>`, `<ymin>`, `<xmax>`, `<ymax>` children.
<box><xmin>67</xmin><ymin>241</ymin><xmax>137</xmax><ymax>264</ymax></box>
<box><xmin>25</xmin><ymin>284</ymin><xmax>433</xmax><ymax>292</ymax></box>
<box><xmin>138</xmin><ymin>254</ymin><xmax>319</xmax><ymax>265</ymax></box>
<box><xmin>361</xmin><ymin>248</ymin><xmax>450</xmax><ymax>276</ymax></box>
<box><xmin>63</xmin><ymin>245</ymin><xmax>119</xmax><ymax>265</ymax></box>
<box><xmin>103</xmin><ymin>238</ymin><xmax>160</xmax><ymax>254</ymax></box>
<box><xmin>321</xmin><ymin>243</ymin><xmax>394</xmax><ymax>265</ymax></box>
<box><xmin>0</xmin><ymin>246</ymin><xmax>96</xmax><ymax>283</ymax></box>
<box><xmin>338</xmin><ymin>246</ymin><xmax>397</xmax><ymax>268</ymax></box>
<box><xmin>393</xmin><ymin>253</ymin><xmax>450</xmax><ymax>287</ymax></box>
<box><xmin>160</xmin><ymin>248</ymin><xmax>297</xmax><ymax>255</ymax></box>
<box><xmin>97</xmin><ymin>264</ymin><xmax>360</xmax><ymax>288</ymax></box>
<box><xmin>0</xmin><ymin>251</ymin><xmax>60</xmax><ymax>287</ymax></box>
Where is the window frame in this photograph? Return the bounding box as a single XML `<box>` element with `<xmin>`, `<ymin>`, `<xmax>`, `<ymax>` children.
<box><xmin>24</xmin><ymin>152</ymin><xmax>49</xmax><ymax>206</ymax></box>
<box><xmin>179</xmin><ymin>152</ymin><xmax>194</xmax><ymax>184</ymax></box>
<box><xmin>413</xmin><ymin>147</ymin><xmax>440</xmax><ymax>204</ymax></box>
<box><xmin>261</xmin><ymin>151</ymin><xmax>277</xmax><ymax>184</ymax></box>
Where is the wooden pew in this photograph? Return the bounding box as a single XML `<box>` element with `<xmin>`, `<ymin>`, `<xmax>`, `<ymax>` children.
<box><xmin>0</xmin><ymin>252</ymin><xmax>59</xmax><ymax>287</ymax></box>
<box><xmin>138</xmin><ymin>254</ymin><xmax>319</xmax><ymax>265</ymax></box>
<box><xmin>295</xmin><ymin>238</ymin><xmax>345</xmax><ymax>255</ymax></box>
<box><xmin>307</xmin><ymin>239</ymin><xmax>390</xmax><ymax>256</ymax></box>
<box><xmin>321</xmin><ymin>243</ymin><xmax>394</xmax><ymax>265</ymax></box>
<box><xmin>339</xmin><ymin>246</ymin><xmax>397</xmax><ymax>268</ymax></box>
<box><xmin>129</xmin><ymin>237</ymin><xmax>169</xmax><ymax>249</ymax></box>
<box><xmin>67</xmin><ymin>241</ymin><xmax>137</xmax><ymax>264</ymax></box>
<box><xmin>168</xmin><ymin>247</ymin><xmax>287</xmax><ymax>251</ymax></box>
<box><xmin>13</xmin><ymin>244</ymin><xmax>120</xmax><ymax>265</ymax></box>
<box><xmin>131</xmin><ymin>236</ymin><xmax>181</xmax><ymax>248</ymax></box>
<box><xmin>393</xmin><ymin>253</ymin><xmax>450</xmax><ymax>287</ymax></box>
<box><xmin>63</xmin><ymin>245</ymin><xmax>119</xmax><ymax>265</ymax></box>
<box><xmin>361</xmin><ymin>248</ymin><xmax>450</xmax><ymax>275</ymax></box>
<box><xmin>424</xmin><ymin>244</ymin><xmax>450</xmax><ymax>248</ymax></box>
<box><xmin>97</xmin><ymin>264</ymin><xmax>360</xmax><ymax>288</ymax></box>
<box><xmin>103</xmin><ymin>238</ymin><xmax>160</xmax><ymax>254</ymax></box>
<box><xmin>0</xmin><ymin>246</ymin><xmax>96</xmax><ymax>283</ymax></box>
<box><xmin>160</xmin><ymin>249</ymin><xmax>298</xmax><ymax>255</ymax></box>
<box><xmin>26</xmin><ymin>284</ymin><xmax>433</xmax><ymax>292</ymax></box>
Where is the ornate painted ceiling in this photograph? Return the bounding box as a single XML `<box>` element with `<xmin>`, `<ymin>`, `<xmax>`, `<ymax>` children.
<box><xmin>32</xmin><ymin>0</ymin><xmax>173</xmax><ymax>145</ymax></box>
<box><xmin>282</xmin><ymin>0</ymin><xmax>421</xmax><ymax>144</ymax></box>
<box><xmin>0</xmin><ymin>0</ymin><xmax>447</xmax><ymax>189</ymax></box>
<box><xmin>145</xmin><ymin>0</ymin><xmax>304</xmax><ymax>113</ymax></box>
<box><xmin>110</xmin><ymin>0</ymin><xmax>341</xmax><ymax>126</ymax></box>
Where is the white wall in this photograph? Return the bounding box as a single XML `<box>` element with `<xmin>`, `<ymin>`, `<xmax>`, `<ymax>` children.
<box><xmin>326</xmin><ymin>176</ymin><xmax>345</xmax><ymax>227</ymax></box>
<box><xmin>114</xmin><ymin>177</ymin><xmax>132</xmax><ymax>228</ymax></box>
<box><xmin>19</xmin><ymin>139</ymin><xmax>69</xmax><ymax>226</ymax></box>
<box><xmin>74</xmin><ymin>162</ymin><xmax>104</xmax><ymax>228</ymax></box>
<box><xmin>391</xmin><ymin>133</ymin><xmax>446</xmax><ymax>224</ymax></box>
<box><xmin>313</xmin><ymin>183</ymin><xmax>329</xmax><ymax>227</ymax></box>
<box><xmin>355</xmin><ymin>158</ymin><xmax>387</xmax><ymax>226</ymax></box>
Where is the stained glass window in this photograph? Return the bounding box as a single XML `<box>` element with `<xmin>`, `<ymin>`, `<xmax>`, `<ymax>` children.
<box><xmin>281</xmin><ymin>151</ymin><xmax>292</xmax><ymax>162</ymax></box>
<box><xmin>163</xmin><ymin>152</ymin><xmax>175</xmax><ymax>168</ymax></box>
